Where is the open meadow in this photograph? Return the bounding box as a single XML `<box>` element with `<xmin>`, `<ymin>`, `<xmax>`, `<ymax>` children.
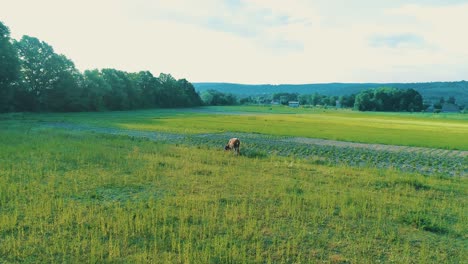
<box><xmin>11</xmin><ymin>105</ymin><xmax>468</xmax><ymax>150</ymax></box>
<box><xmin>0</xmin><ymin>106</ymin><xmax>467</xmax><ymax>263</ymax></box>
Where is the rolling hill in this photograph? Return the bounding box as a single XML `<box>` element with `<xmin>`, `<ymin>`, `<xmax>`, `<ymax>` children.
<box><xmin>194</xmin><ymin>81</ymin><xmax>468</xmax><ymax>105</ymax></box>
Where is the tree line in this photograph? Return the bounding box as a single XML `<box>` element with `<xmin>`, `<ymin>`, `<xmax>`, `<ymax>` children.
<box><xmin>0</xmin><ymin>21</ymin><xmax>202</xmax><ymax>113</ymax></box>
<box><xmin>240</xmin><ymin>92</ymin><xmax>350</xmax><ymax>108</ymax></box>
<box><xmin>214</xmin><ymin>87</ymin><xmax>424</xmax><ymax>112</ymax></box>
<box><xmin>353</xmin><ymin>87</ymin><xmax>423</xmax><ymax>112</ymax></box>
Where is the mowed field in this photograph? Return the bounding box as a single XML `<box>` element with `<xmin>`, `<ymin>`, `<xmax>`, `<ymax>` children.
<box><xmin>1</xmin><ymin>106</ymin><xmax>467</xmax><ymax>263</ymax></box>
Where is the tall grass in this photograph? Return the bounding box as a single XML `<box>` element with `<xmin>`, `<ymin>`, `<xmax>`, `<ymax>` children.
<box><xmin>0</xmin><ymin>125</ymin><xmax>466</xmax><ymax>263</ymax></box>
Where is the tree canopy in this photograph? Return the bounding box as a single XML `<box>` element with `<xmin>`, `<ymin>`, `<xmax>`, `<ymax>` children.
<box><xmin>201</xmin><ymin>89</ymin><xmax>237</xmax><ymax>106</ymax></box>
<box><xmin>0</xmin><ymin>21</ymin><xmax>20</xmax><ymax>112</ymax></box>
<box><xmin>0</xmin><ymin>21</ymin><xmax>202</xmax><ymax>113</ymax></box>
<box><xmin>354</xmin><ymin>87</ymin><xmax>423</xmax><ymax>112</ymax></box>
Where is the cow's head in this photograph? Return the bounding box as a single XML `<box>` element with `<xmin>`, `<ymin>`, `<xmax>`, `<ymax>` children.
<box><xmin>224</xmin><ymin>145</ymin><xmax>230</xmax><ymax>151</ymax></box>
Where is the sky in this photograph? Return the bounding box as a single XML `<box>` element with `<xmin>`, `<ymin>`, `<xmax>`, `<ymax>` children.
<box><xmin>1</xmin><ymin>0</ymin><xmax>467</xmax><ymax>84</ymax></box>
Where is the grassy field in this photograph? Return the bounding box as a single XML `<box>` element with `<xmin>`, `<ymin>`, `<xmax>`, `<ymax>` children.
<box><xmin>0</xmin><ymin>114</ymin><xmax>467</xmax><ymax>263</ymax></box>
<box><xmin>6</xmin><ymin>105</ymin><xmax>468</xmax><ymax>150</ymax></box>
<box><xmin>0</xmin><ymin>124</ymin><xmax>468</xmax><ymax>263</ymax></box>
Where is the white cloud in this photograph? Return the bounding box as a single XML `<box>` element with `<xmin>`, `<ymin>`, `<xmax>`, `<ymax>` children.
<box><xmin>388</xmin><ymin>3</ymin><xmax>468</xmax><ymax>57</ymax></box>
<box><xmin>0</xmin><ymin>0</ymin><xmax>467</xmax><ymax>83</ymax></box>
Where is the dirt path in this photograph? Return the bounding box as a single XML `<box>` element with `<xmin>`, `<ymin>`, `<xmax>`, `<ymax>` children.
<box><xmin>284</xmin><ymin>137</ymin><xmax>468</xmax><ymax>158</ymax></box>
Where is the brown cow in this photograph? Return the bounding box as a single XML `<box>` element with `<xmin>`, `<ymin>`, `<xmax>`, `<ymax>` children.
<box><xmin>224</xmin><ymin>138</ymin><xmax>240</xmax><ymax>155</ymax></box>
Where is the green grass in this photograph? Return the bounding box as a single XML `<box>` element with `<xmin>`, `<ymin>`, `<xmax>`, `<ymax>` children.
<box><xmin>4</xmin><ymin>105</ymin><xmax>468</xmax><ymax>150</ymax></box>
<box><xmin>117</xmin><ymin>113</ymin><xmax>468</xmax><ymax>150</ymax></box>
<box><xmin>0</xmin><ymin>123</ymin><xmax>466</xmax><ymax>263</ymax></box>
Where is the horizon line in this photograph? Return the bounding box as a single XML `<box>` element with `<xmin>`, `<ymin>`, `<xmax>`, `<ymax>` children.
<box><xmin>193</xmin><ymin>80</ymin><xmax>468</xmax><ymax>86</ymax></box>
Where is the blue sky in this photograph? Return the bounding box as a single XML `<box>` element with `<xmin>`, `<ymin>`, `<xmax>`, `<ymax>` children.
<box><xmin>1</xmin><ymin>0</ymin><xmax>467</xmax><ymax>84</ymax></box>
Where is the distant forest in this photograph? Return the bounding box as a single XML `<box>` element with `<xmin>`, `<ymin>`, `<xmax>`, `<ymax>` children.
<box><xmin>0</xmin><ymin>21</ymin><xmax>202</xmax><ymax>113</ymax></box>
<box><xmin>200</xmin><ymin>87</ymin><xmax>427</xmax><ymax>112</ymax></box>
<box><xmin>194</xmin><ymin>81</ymin><xmax>468</xmax><ymax>107</ymax></box>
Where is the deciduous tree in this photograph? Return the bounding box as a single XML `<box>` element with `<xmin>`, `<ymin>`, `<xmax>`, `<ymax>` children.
<box><xmin>0</xmin><ymin>22</ymin><xmax>20</xmax><ymax>112</ymax></box>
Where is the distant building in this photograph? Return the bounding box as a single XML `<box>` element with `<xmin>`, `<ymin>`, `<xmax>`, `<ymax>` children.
<box><xmin>441</xmin><ymin>103</ymin><xmax>460</xmax><ymax>113</ymax></box>
<box><xmin>426</xmin><ymin>104</ymin><xmax>435</xmax><ymax>112</ymax></box>
<box><xmin>335</xmin><ymin>100</ymin><xmax>341</xmax><ymax>108</ymax></box>
<box><xmin>288</xmin><ymin>101</ymin><xmax>300</xmax><ymax>107</ymax></box>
